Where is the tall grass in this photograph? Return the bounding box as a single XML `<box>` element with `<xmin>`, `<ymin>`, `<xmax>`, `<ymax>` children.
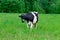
<box><xmin>0</xmin><ymin>13</ymin><xmax>60</xmax><ymax>40</ymax></box>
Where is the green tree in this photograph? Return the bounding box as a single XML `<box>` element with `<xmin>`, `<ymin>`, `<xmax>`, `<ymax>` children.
<box><xmin>0</xmin><ymin>0</ymin><xmax>25</xmax><ymax>13</ymax></box>
<box><xmin>32</xmin><ymin>0</ymin><xmax>44</xmax><ymax>13</ymax></box>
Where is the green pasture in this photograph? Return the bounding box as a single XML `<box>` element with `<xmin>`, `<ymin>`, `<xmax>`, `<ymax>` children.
<box><xmin>0</xmin><ymin>13</ymin><xmax>60</xmax><ymax>40</ymax></box>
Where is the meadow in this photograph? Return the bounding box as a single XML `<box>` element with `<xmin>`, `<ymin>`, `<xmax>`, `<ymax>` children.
<box><xmin>0</xmin><ymin>13</ymin><xmax>60</xmax><ymax>40</ymax></box>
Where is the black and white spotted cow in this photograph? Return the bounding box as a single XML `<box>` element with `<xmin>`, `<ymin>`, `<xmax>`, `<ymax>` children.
<box><xmin>19</xmin><ymin>11</ymin><xmax>38</xmax><ymax>29</ymax></box>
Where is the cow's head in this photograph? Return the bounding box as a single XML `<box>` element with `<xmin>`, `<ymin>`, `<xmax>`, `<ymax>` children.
<box><xmin>19</xmin><ymin>14</ymin><xmax>25</xmax><ymax>23</ymax></box>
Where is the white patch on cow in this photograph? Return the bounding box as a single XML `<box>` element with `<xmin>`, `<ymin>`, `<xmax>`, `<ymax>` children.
<box><xmin>27</xmin><ymin>21</ymin><xmax>33</xmax><ymax>29</ymax></box>
<box><xmin>28</xmin><ymin>21</ymin><xmax>31</xmax><ymax>25</ymax></box>
<box><xmin>31</xmin><ymin>12</ymin><xmax>37</xmax><ymax>24</ymax></box>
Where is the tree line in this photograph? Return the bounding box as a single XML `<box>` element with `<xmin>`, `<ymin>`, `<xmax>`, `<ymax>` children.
<box><xmin>0</xmin><ymin>0</ymin><xmax>60</xmax><ymax>13</ymax></box>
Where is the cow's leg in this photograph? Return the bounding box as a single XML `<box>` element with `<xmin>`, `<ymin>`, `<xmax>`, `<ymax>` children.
<box><xmin>33</xmin><ymin>23</ymin><xmax>37</xmax><ymax>29</ymax></box>
<box><xmin>30</xmin><ymin>22</ymin><xmax>33</xmax><ymax>29</ymax></box>
<box><xmin>27</xmin><ymin>21</ymin><xmax>31</xmax><ymax>28</ymax></box>
<box><xmin>27</xmin><ymin>23</ymin><xmax>29</xmax><ymax>28</ymax></box>
<box><xmin>33</xmin><ymin>22</ymin><xmax>37</xmax><ymax>27</ymax></box>
<box><xmin>26</xmin><ymin>21</ymin><xmax>29</xmax><ymax>28</ymax></box>
<box><xmin>34</xmin><ymin>23</ymin><xmax>36</xmax><ymax>27</ymax></box>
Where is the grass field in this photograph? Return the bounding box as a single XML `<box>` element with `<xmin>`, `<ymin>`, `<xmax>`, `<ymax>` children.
<box><xmin>0</xmin><ymin>13</ymin><xmax>60</xmax><ymax>40</ymax></box>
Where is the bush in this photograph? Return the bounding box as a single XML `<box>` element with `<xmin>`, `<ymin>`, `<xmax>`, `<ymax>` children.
<box><xmin>0</xmin><ymin>0</ymin><xmax>45</xmax><ymax>13</ymax></box>
<box><xmin>0</xmin><ymin>0</ymin><xmax>25</xmax><ymax>13</ymax></box>
<box><xmin>32</xmin><ymin>1</ymin><xmax>45</xmax><ymax>13</ymax></box>
<box><xmin>48</xmin><ymin>0</ymin><xmax>60</xmax><ymax>14</ymax></box>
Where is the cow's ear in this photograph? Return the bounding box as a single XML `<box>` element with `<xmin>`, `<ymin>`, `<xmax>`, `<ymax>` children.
<box><xmin>19</xmin><ymin>14</ymin><xmax>21</xmax><ymax>17</ymax></box>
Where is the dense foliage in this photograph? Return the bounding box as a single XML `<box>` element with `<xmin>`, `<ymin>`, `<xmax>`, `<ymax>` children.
<box><xmin>0</xmin><ymin>0</ymin><xmax>60</xmax><ymax>13</ymax></box>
